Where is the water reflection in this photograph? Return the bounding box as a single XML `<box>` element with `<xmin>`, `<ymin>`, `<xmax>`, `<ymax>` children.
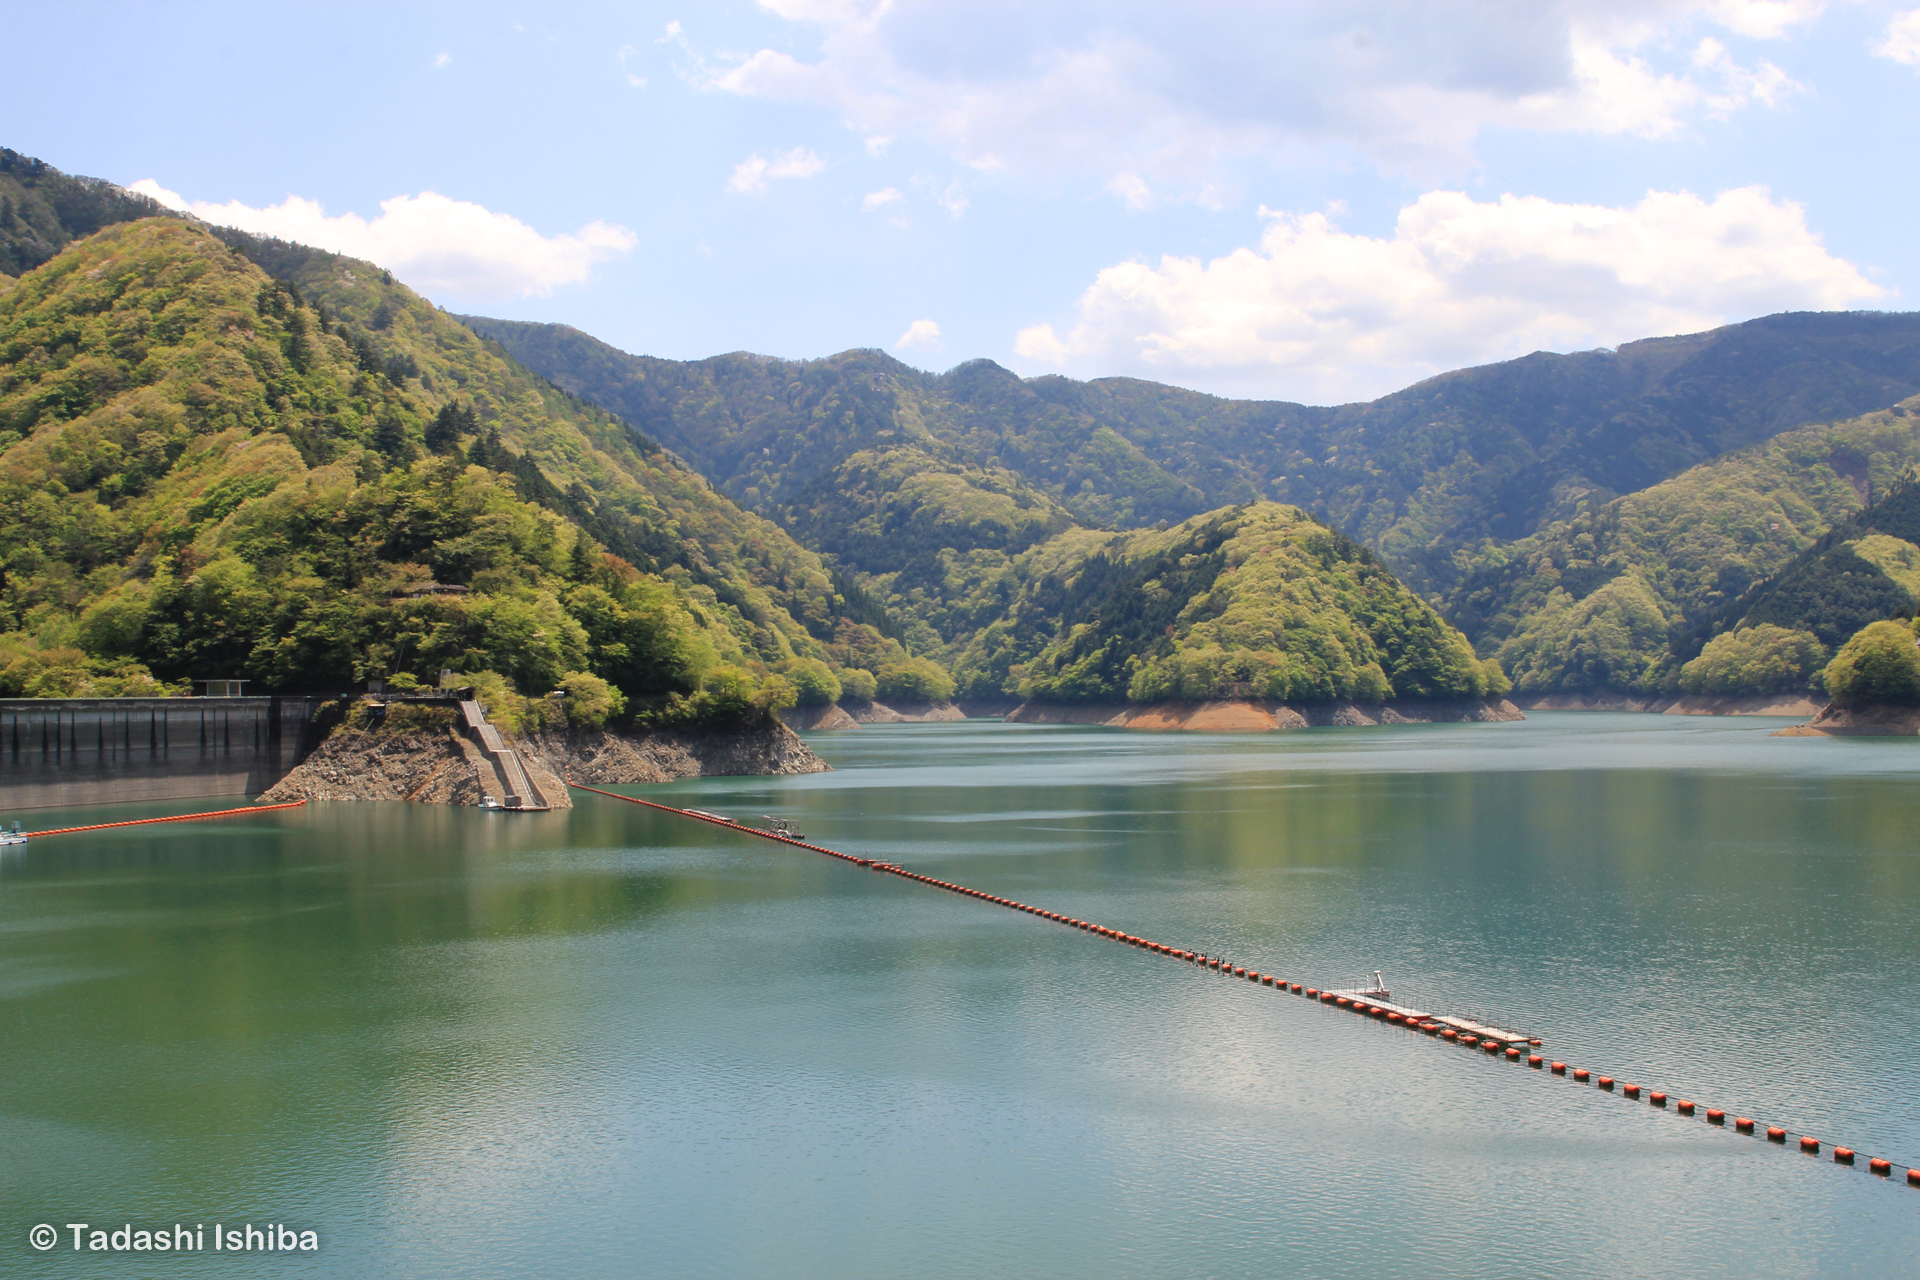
<box><xmin>3</xmin><ymin>713</ymin><xmax>1918</xmax><ymax>1277</ymax></box>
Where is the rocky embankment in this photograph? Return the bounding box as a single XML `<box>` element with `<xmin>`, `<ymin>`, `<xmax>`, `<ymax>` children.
<box><xmin>1002</xmin><ymin>697</ymin><xmax>1523</xmax><ymax>731</ymax></box>
<box><xmin>260</xmin><ymin>718</ymin><xmax>827</xmax><ymax>805</ymax></box>
<box><xmin>518</xmin><ymin>719</ymin><xmax>828</xmax><ymax>782</ymax></box>
<box><xmin>780</xmin><ymin>700</ymin><xmax>966</xmax><ymax>730</ymax></box>
<box><xmin>258</xmin><ymin>724</ymin><xmax>572</xmax><ymax>807</ymax></box>
<box><xmin>1511</xmin><ymin>692</ymin><xmax>1824</xmax><ymax>716</ymax></box>
<box><xmin>1772</xmin><ymin>703</ymin><xmax>1920</xmax><ymax>736</ymax></box>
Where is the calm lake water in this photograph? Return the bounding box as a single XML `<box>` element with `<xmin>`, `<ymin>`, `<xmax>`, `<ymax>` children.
<box><xmin>3</xmin><ymin>712</ymin><xmax>1918</xmax><ymax>1277</ymax></box>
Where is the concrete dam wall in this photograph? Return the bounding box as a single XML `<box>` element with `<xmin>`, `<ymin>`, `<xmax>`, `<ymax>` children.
<box><xmin>0</xmin><ymin>697</ymin><xmax>329</xmax><ymax>811</ymax></box>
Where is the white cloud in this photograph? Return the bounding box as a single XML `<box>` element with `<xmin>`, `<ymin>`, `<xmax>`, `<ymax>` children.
<box><xmin>709</xmin><ymin>1</ymin><xmax>1820</xmax><ymax>194</ymax></box>
<box><xmin>128</xmin><ymin>181</ymin><xmax>637</xmax><ymax>302</ymax></box>
<box><xmin>1872</xmin><ymin>9</ymin><xmax>1920</xmax><ymax>63</ymax></box>
<box><xmin>861</xmin><ymin>186</ymin><xmax>903</xmax><ymax>211</ymax></box>
<box><xmin>895</xmin><ymin>318</ymin><xmax>941</xmax><ymax>349</ymax></box>
<box><xmin>617</xmin><ymin>45</ymin><xmax>647</xmax><ymax>88</ymax></box>
<box><xmin>1014</xmin><ymin>186</ymin><xmax>1886</xmax><ymax>403</ymax></box>
<box><xmin>433</xmin><ymin>52</ymin><xmax>451</xmax><ymax>69</ymax></box>
<box><xmin>725</xmin><ymin>147</ymin><xmax>826</xmax><ymax>194</ymax></box>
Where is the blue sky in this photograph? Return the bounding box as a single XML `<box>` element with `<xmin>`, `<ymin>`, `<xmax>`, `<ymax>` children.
<box><xmin>8</xmin><ymin>0</ymin><xmax>1920</xmax><ymax>402</ymax></box>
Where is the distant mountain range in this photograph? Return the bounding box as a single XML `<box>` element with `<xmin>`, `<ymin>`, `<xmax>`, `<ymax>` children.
<box><xmin>463</xmin><ymin>310</ymin><xmax>1920</xmax><ymax>608</ymax></box>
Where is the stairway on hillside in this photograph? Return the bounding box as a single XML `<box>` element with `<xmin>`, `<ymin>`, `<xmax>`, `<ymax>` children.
<box><xmin>458</xmin><ymin>700</ymin><xmax>551</xmax><ymax>810</ymax></box>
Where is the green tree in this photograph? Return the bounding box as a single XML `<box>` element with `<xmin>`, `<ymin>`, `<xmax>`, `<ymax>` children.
<box><xmin>1822</xmin><ymin>620</ymin><xmax>1920</xmax><ymax>707</ymax></box>
<box><xmin>1679</xmin><ymin>625</ymin><xmax>1827</xmax><ymax>696</ymax></box>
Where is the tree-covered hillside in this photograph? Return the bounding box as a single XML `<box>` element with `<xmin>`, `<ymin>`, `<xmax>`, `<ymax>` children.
<box><xmin>0</xmin><ymin>147</ymin><xmax>173</xmax><ymax>279</ymax></box>
<box><xmin>949</xmin><ymin>502</ymin><xmax>1505</xmax><ymax>706</ymax></box>
<box><xmin>1449</xmin><ymin>400</ymin><xmax>1920</xmax><ymax>696</ymax></box>
<box><xmin>0</xmin><ymin>219</ymin><xmax>929</xmax><ymax>717</ymax></box>
<box><xmin>465</xmin><ymin>311</ymin><xmax>1920</xmax><ymax>603</ymax></box>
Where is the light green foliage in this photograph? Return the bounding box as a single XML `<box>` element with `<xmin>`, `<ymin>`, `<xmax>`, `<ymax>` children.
<box><xmin>0</xmin><ymin>633</ymin><xmax>180</xmax><ymax>696</ymax></box>
<box><xmin>1456</xmin><ymin>403</ymin><xmax>1920</xmax><ymax>693</ymax></box>
<box><xmin>0</xmin><ymin>220</ymin><xmax>936</xmax><ymax>718</ymax></box>
<box><xmin>837</xmin><ymin>666</ymin><xmax>877</xmax><ymax>703</ymax></box>
<box><xmin>1494</xmin><ymin>575</ymin><xmax>1672</xmax><ymax>694</ymax></box>
<box><xmin>1845</xmin><ymin>534</ymin><xmax>1920</xmax><ymax>600</ymax></box>
<box><xmin>784</xmin><ymin>657</ymin><xmax>842</xmax><ymax>707</ymax></box>
<box><xmin>557</xmin><ymin>670</ymin><xmax>626</xmax><ymax>727</ymax></box>
<box><xmin>1823</xmin><ymin>619</ymin><xmax>1920</xmax><ymax>707</ymax></box>
<box><xmin>875</xmin><ymin>655</ymin><xmax>956</xmax><ymax>703</ymax></box>
<box><xmin>1678</xmin><ymin>625</ymin><xmax>1827</xmax><ymax>696</ymax></box>
<box><xmin>959</xmin><ymin>503</ymin><xmax>1500</xmax><ymax>705</ymax></box>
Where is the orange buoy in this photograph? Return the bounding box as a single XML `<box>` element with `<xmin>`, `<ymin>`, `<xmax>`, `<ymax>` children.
<box><xmin>1598</xmin><ymin>1077</ymin><xmax>1615</xmax><ymax>1091</ymax></box>
<box><xmin>1799</xmin><ymin>1136</ymin><xmax>1819</xmax><ymax>1154</ymax></box>
<box><xmin>1424</xmin><ymin>1022</ymin><xmax>1440</xmax><ymax>1035</ymax></box>
<box><xmin>1870</xmin><ymin>1158</ymin><xmax>1892</xmax><ymax>1175</ymax></box>
<box><xmin>1485</xmin><ymin>1041</ymin><xmax>1500</xmax><ymax>1054</ymax></box>
<box><xmin>1767</xmin><ymin>1127</ymin><xmax>1787</xmax><ymax>1143</ymax></box>
<box><xmin>1706</xmin><ymin>1109</ymin><xmax>1725</xmax><ymax>1123</ymax></box>
<box><xmin>1735</xmin><ymin>1117</ymin><xmax>1754</xmax><ymax>1133</ymax></box>
<box><xmin>1909</xmin><ymin>1168</ymin><xmax>1920</xmax><ymax>1187</ymax></box>
<box><xmin>1506</xmin><ymin>1047</ymin><xmax>1522</xmax><ymax>1060</ymax></box>
<box><xmin>1528</xmin><ymin>1039</ymin><xmax>1542</xmax><ymax>1047</ymax></box>
<box><xmin>1834</xmin><ymin>1148</ymin><xmax>1855</xmax><ymax>1164</ymax></box>
<box><xmin>1387</xmin><ymin>1012</ymin><xmax>1403</xmax><ymax>1024</ymax></box>
<box><xmin>1292</xmin><ymin>983</ymin><xmax>1303</xmax><ymax>993</ymax></box>
<box><xmin>1623</xmin><ymin>1084</ymin><xmax>1640</xmax><ymax>1099</ymax></box>
<box><xmin>1551</xmin><ymin>1061</ymin><xmax>1567</xmax><ymax>1074</ymax></box>
<box><xmin>1573</xmin><ymin>1069</ymin><xmax>1590</xmax><ymax>1082</ymax></box>
<box><xmin>1528</xmin><ymin>1054</ymin><xmax>1544</xmax><ymax>1068</ymax></box>
<box><xmin>1235</xmin><ymin>967</ymin><xmax>1246</xmax><ymax>978</ymax></box>
<box><xmin>1461</xmin><ymin>1035</ymin><xmax>1479</xmax><ymax>1047</ymax></box>
<box><xmin>1443</xmin><ymin>1029</ymin><xmax>1459</xmax><ymax>1041</ymax></box>
<box><xmin>1676</xmin><ymin>1100</ymin><xmax>1693</xmax><ymax>1115</ymax></box>
<box><xmin>1649</xmin><ymin>1092</ymin><xmax>1666</xmax><ymax>1107</ymax></box>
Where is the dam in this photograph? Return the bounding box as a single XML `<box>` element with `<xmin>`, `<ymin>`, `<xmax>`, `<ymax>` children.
<box><xmin>0</xmin><ymin>696</ymin><xmax>328</xmax><ymax>810</ymax></box>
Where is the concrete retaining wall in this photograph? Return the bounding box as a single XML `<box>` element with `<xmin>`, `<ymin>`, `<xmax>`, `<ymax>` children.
<box><xmin>0</xmin><ymin>697</ymin><xmax>329</xmax><ymax>810</ymax></box>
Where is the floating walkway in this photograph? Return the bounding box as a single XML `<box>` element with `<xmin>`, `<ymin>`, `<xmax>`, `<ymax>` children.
<box><xmin>576</xmin><ymin>782</ymin><xmax>1920</xmax><ymax>1190</ymax></box>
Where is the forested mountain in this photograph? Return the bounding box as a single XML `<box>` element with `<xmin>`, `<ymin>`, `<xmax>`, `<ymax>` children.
<box><xmin>948</xmin><ymin>502</ymin><xmax>1504</xmax><ymax>705</ymax></box>
<box><xmin>1450</xmin><ymin>399</ymin><xmax>1920</xmax><ymax>696</ymax></box>
<box><xmin>465</xmin><ymin>312</ymin><xmax>1920</xmax><ymax>604</ymax></box>
<box><xmin>0</xmin><ymin>217</ymin><xmax>930</xmax><ymax>719</ymax></box>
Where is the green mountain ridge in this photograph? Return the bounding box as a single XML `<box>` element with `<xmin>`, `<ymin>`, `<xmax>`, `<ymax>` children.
<box><xmin>463</xmin><ymin>310</ymin><xmax>1920</xmax><ymax>613</ymax></box>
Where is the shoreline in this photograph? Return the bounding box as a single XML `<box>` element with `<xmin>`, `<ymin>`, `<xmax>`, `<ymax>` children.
<box><xmin>1003</xmin><ymin>697</ymin><xmax>1523</xmax><ymax>732</ymax></box>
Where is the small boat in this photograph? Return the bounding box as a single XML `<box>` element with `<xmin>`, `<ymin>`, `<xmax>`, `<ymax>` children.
<box><xmin>685</xmin><ymin>809</ymin><xmax>733</xmax><ymax>823</ymax></box>
<box><xmin>760</xmin><ymin>816</ymin><xmax>805</xmax><ymax>840</ymax></box>
<box><xmin>480</xmin><ymin>795</ymin><xmax>505</xmax><ymax>811</ymax></box>
<box><xmin>0</xmin><ymin>821</ymin><xmax>26</xmax><ymax>847</ymax></box>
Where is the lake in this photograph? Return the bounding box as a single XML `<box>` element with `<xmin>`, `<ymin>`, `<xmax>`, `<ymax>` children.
<box><xmin>3</xmin><ymin>712</ymin><xmax>1917</xmax><ymax>1276</ymax></box>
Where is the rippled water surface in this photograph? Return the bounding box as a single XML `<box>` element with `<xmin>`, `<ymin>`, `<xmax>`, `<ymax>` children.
<box><xmin>3</xmin><ymin>712</ymin><xmax>1918</xmax><ymax>1276</ymax></box>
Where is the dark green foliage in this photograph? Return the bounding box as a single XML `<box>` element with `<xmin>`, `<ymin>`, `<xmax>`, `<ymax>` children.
<box><xmin>1823</xmin><ymin>619</ymin><xmax>1920</xmax><ymax>707</ymax></box>
<box><xmin>0</xmin><ymin>148</ymin><xmax>177</xmax><ymax>277</ymax></box>
<box><xmin>1732</xmin><ymin>546</ymin><xmax>1911</xmax><ymax>648</ymax></box>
